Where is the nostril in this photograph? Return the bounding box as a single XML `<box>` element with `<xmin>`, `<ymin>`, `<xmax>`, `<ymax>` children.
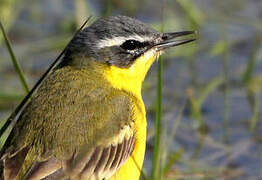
<box><xmin>162</xmin><ymin>34</ymin><xmax>168</xmax><ymax>40</ymax></box>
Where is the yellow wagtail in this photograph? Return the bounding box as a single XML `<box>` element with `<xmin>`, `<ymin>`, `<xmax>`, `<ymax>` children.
<box><xmin>1</xmin><ymin>15</ymin><xmax>195</xmax><ymax>180</ymax></box>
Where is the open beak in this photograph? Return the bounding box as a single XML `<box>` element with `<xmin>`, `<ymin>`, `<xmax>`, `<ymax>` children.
<box><xmin>155</xmin><ymin>31</ymin><xmax>196</xmax><ymax>51</ymax></box>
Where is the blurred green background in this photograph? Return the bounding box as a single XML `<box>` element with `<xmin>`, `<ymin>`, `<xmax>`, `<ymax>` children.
<box><xmin>1</xmin><ymin>0</ymin><xmax>262</xmax><ymax>179</ymax></box>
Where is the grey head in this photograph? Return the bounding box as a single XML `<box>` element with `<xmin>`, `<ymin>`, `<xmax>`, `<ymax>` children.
<box><xmin>61</xmin><ymin>15</ymin><xmax>195</xmax><ymax>68</ymax></box>
<box><xmin>61</xmin><ymin>15</ymin><xmax>160</xmax><ymax>68</ymax></box>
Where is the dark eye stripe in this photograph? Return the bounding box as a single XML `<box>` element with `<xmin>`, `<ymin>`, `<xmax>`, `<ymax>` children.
<box><xmin>120</xmin><ymin>40</ymin><xmax>140</xmax><ymax>50</ymax></box>
<box><xmin>120</xmin><ymin>40</ymin><xmax>149</xmax><ymax>51</ymax></box>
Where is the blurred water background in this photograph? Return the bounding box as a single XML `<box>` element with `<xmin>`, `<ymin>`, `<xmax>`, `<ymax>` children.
<box><xmin>1</xmin><ymin>0</ymin><xmax>262</xmax><ymax>179</ymax></box>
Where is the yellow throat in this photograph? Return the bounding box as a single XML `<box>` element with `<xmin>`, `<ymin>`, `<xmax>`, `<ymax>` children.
<box><xmin>104</xmin><ymin>49</ymin><xmax>161</xmax><ymax>97</ymax></box>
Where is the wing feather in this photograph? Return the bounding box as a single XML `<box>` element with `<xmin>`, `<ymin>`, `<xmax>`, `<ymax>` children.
<box><xmin>94</xmin><ymin>146</ymin><xmax>110</xmax><ymax>175</ymax></box>
<box><xmin>1</xmin><ymin>67</ymin><xmax>137</xmax><ymax>180</ymax></box>
<box><xmin>23</xmin><ymin>157</ymin><xmax>61</xmax><ymax>180</ymax></box>
<box><xmin>2</xmin><ymin>133</ymin><xmax>135</xmax><ymax>180</ymax></box>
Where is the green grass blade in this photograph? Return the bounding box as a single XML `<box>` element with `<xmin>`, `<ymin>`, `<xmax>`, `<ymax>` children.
<box><xmin>0</xmin><ymin>92</ymin><xmax>23</xmax><ymax>101</ymax></box>
<box><xmin>198</xmin><ymin>77</ymin><xmax>224</xmax><ymax>106</ymax></box>
<box><xmin>152</xmin><ymin>56</ymin><xmax>163</xmax><ymax>180</ymax></box>
<box><xmin>0</xmin><ymin>21</ymin><xmax>29</xmax><ymax>93</ymax></box>
<box><xmin>168</xmin><ymin>102</ymin><xmax>186</xmax><ymax>150</ymax></box>
<box><xmin>176</xmin><ymin>0</ymin><xmax>205</xmax><ymax>27</ymax></box>
<box><xmin>242</xmin><ymin>38</ymin><xmax>259</xmax><ymax>85</ymax></box>
<box><xmin>243</xmin><ymin>53</ymin><xmax>256</xmax><ymax>85</ymax></box>
<box><xmin>152</xmin><ymin>1</ymin><xmax>165</xmax><ymax>179</ymax></box>
<box><xmin>0</xmin><ymin>120</ymin><xmax>13</xmax><ymax>151</ymax></box>
<box><xmin>0</xmin><ymin>21</ymin><xmax>30</xmax><ymax>152</ymax></box>
<box><xmin>246</xmin><ymin>75</ymin><xmax>262</xmax><ymax>131</ymax></box>
<box><xmin>0</xmin><ymin>118</ymin><xmax>8</xmax><ymax>130</ymax></box>
<box><xmin>163</xmin><ymin>149</ymin><xmax>184</xmax><ymax>176</ymax></box>
<box><xmin>186</xmin><ymin>88</ymin><xmax>206</xmax><ymax>132</ymax></box>
<box><xmin>248</xmin><ymin>91</ymin><xmax>260</xmax><ymax>131</ymax></box>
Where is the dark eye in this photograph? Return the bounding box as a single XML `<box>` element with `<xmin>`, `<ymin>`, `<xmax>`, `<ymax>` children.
<box><xmin>121</xmin><ymin>40</ymin><xmax>141</xmax><ymax>50</ymax></box>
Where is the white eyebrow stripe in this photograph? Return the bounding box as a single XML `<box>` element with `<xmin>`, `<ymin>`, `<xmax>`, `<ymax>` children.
<box><xmin>96</xmin><ymin>35</ymin><xmax>152</xmax><ymax>49</ymax></box>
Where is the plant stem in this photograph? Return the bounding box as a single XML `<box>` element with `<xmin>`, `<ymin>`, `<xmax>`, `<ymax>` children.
<box><xmin>152</xmin><ymin>56</ymin><xmax>163</xmax><ymax>180</ymax></box>
<box><xmin>0</xmin><ymin>21</ymin><xmax>29</xmax><ymax>93</ymax></box>
<box><xmin>152</xmin><ymin>1</ymin><xmax>165</xmax><ymax>178</ymax></box>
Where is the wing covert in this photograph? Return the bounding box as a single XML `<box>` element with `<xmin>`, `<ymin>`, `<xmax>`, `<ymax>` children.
<box><xmin>1</xmin><ymin>67</ymin><xmax>137</xmax><ymax>180</ymax></box>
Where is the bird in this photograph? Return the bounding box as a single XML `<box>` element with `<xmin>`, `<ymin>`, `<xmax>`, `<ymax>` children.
<box><xmin>0</xmin><ymin>15</ymin><xmax>195</xmax><ymax>180</ymax></box>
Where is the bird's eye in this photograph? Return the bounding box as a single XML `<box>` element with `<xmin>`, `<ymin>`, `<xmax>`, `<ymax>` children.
<box><xmin>121</xmin><ymin>40</ymin><xmax>141</xmax><ymax>51</ymax></box>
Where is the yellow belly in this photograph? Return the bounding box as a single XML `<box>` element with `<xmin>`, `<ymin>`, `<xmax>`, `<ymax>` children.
<box><xmin>109</xmin><ymin>112</ymin><xmax>147</xmax><ymax>180</ymax></box>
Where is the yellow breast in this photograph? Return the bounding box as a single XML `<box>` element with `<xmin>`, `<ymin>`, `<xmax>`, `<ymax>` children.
<box><xmin>109</xmin><ymin>97</ymin><xmax>147</xmax><ymax>180</ymax></box>
<box><xmin>86</xmin><ymin>48</ymin><xmax>159</xmax><ymax>180</ymax></box>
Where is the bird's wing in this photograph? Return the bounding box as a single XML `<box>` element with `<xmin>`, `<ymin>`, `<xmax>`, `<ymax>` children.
<box><xmin>1</xmin><ymin>67</ymin><xmax>138</xmax><ymax>180</ymax></box>
<box><xmin>3</xmin><ymin>130</ymin><xmax>135</xmax><ymax>180</ymax></box>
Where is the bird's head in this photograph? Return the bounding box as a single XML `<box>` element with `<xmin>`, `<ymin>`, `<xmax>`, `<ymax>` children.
<box><xmin>62</xmin><ymin>15</ymin><xmax>195</xmax><ymax>95</ymax></box>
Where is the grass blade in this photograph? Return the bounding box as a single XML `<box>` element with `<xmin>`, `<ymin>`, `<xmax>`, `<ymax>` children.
<box><xmin>0</xmin><ymin>21</ymin><xmax>29</xmax><ymax>93</ymax></box>
<box><xmin>152</xmin><ymin>56</ymin><xmax>163</xmax><ymax>180</ymax></box>
<box><xmin>242</xmin><ymin>37</ymin><xmax>259</xmax><ymax>85</ymax></box>
<box><xmin>176</xmin><ymin>0</ymin><xmax>205</xmax><ymax>27</ymax></box>
<box><xmin>248</xmin><ymin>91</ymin><xmax>260</xmax><ymax>131</ymax></box>
<box><xmin>163</xmin><ymin>149</ymin><xmax>184</xmax><ymax>176</ymax></box>
<box><xmin>0</xmin><ymin>118</ymin><xmax>8</xmax><ymax>131</ymax></box>
<box><xmin>198</xmin><ymin>77</ymin><xmax>224</xmax><ymax>106</ymax></box>
<box><xmin>186</xmin><ymin>88</ymin><xmax>205</xmax><ymax>132</ymax></box>
<box><xmin>0</xmin><ymin>121</ymin><xmax>13</xmax><ymax>151</ymax></box>
<box><xmin>152</xmin><ymin>1</ymin><xmax>165</xmax><ymax>178</ymax></box>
